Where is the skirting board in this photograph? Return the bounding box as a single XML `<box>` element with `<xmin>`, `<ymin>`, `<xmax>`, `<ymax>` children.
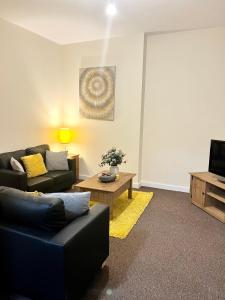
<box><xmin>79</xmin><ymin>175</ymin><xmax>188</xmax><ymax>192</ymax></box>
<box><xmin>141</xmin><ymin>181</ymin><xmax>189</xmax><ymax>193</ymax></box>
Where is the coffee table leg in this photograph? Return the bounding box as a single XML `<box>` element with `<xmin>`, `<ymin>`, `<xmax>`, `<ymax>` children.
<box><xmin>128</xmin><ymin>179</ymin><xmax>133</xmax><ymax>199</ymax></box>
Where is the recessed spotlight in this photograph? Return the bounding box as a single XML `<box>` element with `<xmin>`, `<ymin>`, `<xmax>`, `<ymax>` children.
<box><xmin>106</xmin><ymin>2</ymin><xmax>117</xmax><ymax>16</ymax></box>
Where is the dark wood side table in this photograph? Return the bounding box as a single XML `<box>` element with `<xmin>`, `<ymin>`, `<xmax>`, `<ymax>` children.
<box><xmin>68</xmin><ymin>154</ymin><xmax>79</xmax><ymax>182</ymax></box>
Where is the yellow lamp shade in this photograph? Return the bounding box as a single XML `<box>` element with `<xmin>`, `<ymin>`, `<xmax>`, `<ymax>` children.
<box><xmin>58</xmin><ymin>128</ymin><xmax>72</xmax><ymax>144</ymax></box>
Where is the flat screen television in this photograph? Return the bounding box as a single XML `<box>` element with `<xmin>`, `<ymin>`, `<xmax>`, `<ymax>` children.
<box><xmin>209</xmin><ymin>140</ymin><xmax>225</xmax><ymax>181</ymax></box>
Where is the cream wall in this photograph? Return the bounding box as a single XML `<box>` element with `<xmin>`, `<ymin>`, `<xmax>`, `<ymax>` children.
<box><xmin>0</xmin><ymin>18</ymin><xmax>145</xmax><ymax>186</ymax></box>
<box><xmin>0</xmin><ymin>18</ymin><xmax>63</xmax><ymax>152</ymax></box>
<box><xmin>141</xmin><ymin>27</ymin><xmax>225</xmax><ymax>191</ymax></box>
<box><xmin>2</xmin><ymin>17</ymin><xmax>225</xmax><ymax>192</ymax></box>
<box><xmin>61</xmin><ymin>35</ymin><xmax>145</xmax><ymax>185</ymax></box>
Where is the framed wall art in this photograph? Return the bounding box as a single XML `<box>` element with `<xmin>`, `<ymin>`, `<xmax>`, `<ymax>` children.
<box><xmin>79</xmin><ymin>66</ymin><xmax>116</xmax><ymax>121</ymax></box>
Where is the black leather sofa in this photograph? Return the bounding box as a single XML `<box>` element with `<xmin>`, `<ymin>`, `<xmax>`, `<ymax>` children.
<box><xmin>0</xmin><ymin>187</ymin><xmax>109</xmax><ymax>300</ymax></box>
<box><xmin>0</xmin><ymin>144</ymin><xmax>76</xmax><ymax>192</ymax></box>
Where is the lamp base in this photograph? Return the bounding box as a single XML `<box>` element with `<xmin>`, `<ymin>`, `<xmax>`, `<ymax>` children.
<box><xmin>61</xmin><ymin>144</ymin><xmax>69</xmax><ymax>152</ymax></box>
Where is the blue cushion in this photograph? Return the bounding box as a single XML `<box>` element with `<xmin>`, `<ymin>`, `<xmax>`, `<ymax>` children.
<box><xmin>44</xmin><ymin>192</ymin><xmax>90</xmax><ymax>220</ymax></box>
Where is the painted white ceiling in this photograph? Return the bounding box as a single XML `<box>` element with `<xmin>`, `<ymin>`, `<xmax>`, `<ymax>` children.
<box><xmin>0</xmin><ymin>0</ymin><xmax>225</xmax><ymax>44</ymax></box>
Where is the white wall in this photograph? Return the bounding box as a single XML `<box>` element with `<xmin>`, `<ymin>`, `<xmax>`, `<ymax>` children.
<box><xmin>0</xmin><ymin>18</ymin><xmax>63</xmax><ymax>152</ymax></box>
<box><xmin>142</xmin><ymin>27</ymin><xmax>225</xmax><ymax>191</ymax></box>
<box><xmin>61</xmin><ymin>34</ymin><xmax>145</xmax><ymax>185</ymax></box>
<box><xmin>2</xmin><ymin>17</ymin><xmax>225</xmax><ymax>193</ymax></box>
<box><xmin>0</xmin><ymin>19</ymin><xmax>145</xmax><ymax>187</ymax></box>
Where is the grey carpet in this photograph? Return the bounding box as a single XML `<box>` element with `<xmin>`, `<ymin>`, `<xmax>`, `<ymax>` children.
<box><xmin>81</xmin><ymin>187</ymin><xmax>225</xmax><ymax>300</ymax></box>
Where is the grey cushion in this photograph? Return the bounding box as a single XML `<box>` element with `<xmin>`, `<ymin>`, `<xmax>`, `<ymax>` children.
<box><xmin>44</xmin><ymin>192</ymin><xmax>90</xmax><ymax>220</ymax></box>
<box><xmin>10</xmin><ymin>157</ymin><xmax>25</xmax><ymax>173</ymax></box>
<box><xmin>46</xmin><ymin>151</ymin><xmax>69</xmax><ymax>171</ymax></box>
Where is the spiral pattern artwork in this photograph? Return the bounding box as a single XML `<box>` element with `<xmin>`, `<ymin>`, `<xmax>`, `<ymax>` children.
<box><xmin>79</xmin><ymin>66</ymin><xmax>116</xmax><ymax>120</ymax></box>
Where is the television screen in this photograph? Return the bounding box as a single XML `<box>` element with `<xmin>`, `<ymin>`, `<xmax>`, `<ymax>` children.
<box><xmin>209</xmin><ymin>140</ymin><xmax>225</xmax><ymax>178</ymax></box>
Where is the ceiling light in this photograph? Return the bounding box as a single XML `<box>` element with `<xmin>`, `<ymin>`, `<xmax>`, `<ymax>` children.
<box><xmin>106</xmin><ymin>2</ymin><xmax>117</xmax><ymax>16</ymax></box>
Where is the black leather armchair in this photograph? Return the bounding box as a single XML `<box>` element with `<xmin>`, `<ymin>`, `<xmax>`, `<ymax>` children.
<box><xmin>0</xmin><ymin>187</ymin><xmax>109</xmax><ymax>300</ymax></box>
<box><xmin>0</xmin><ymin>144</ymin><xmax>76</xmax><ymax>192</ymax></box>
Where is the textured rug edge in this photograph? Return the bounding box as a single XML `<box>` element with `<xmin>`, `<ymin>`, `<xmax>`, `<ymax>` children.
<box><xmin>110</xmin><ymin>191</ymin><xmax>154</xmax><ymax>239</ymax></box>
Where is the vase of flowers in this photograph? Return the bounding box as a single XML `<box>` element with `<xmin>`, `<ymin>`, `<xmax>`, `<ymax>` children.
<box><xmin>110</xmin><ymin>165</ymin><xmax>119</xmax><ymax>175</ymax></box>
<box><xmin>99</xmin><ymin>147</ymin><xmax>126</xmax><ymax>175</ymax></box>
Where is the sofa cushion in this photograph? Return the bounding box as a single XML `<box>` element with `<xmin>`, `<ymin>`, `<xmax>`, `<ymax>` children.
<box><xmin>0</xmin><ymin>150</ymin><xmax>26</xmax><ymax>169</ymax></box>
<box><xmin>10</xmin><ymin>157</ymin><xmax>25</xmax><ymax>173</ymax></box>
<box><xmin>46</xmin><ymin>150</ymin><xmax>69</xmax><ymax>171</ymax></box>
<box><xmin>0</xmin><ymin>186</ymin><xmax>66</xmax><ymax>231</ymax></box>
<box><xmin>44</xmin><ymin>192</ymin><xmax>90</xmax><ymax>220</ymax></box>
<box><xmin>26</xmin><ymin>144</ymin><xmax>50</xmax><ymax>162</ymax></box>
<box><xmin>21</xmin><ymin>154</ymin><xmax>47</xmax><ymax>178</ymax></box>
<box><xmin>27</xmin><ymin>175</ymin><xmax>54</xmax><ymax>192</ymax></box>
<box><xmin>47</xmin><ymin>170</ymin><xmax>74</xmax><ymax>186</ymax></box>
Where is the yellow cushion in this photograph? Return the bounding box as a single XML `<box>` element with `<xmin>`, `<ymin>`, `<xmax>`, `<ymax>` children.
<box><xmin>25</xmin><ymin>191</ymin><xmax>43</xmax><ymax>196</ymax></box>
<box><xmin>21</xmin><ymin>153</ymin><xmax>47</xmax><ymax>178</ymax></box>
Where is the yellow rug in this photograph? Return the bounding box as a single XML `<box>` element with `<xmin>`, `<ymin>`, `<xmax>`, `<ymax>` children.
<box><xmin>91</xmin><ymin>191</ymin><xmax>153</xmax><ymax>239</ymax></box>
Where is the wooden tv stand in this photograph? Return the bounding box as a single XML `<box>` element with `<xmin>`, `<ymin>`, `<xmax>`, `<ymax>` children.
<box><xmin>190</xmin><ymin>172</ymin><xmax>225</xmax><ymax>223</ymax></box>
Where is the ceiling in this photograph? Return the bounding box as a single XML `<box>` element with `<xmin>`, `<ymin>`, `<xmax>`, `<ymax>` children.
<box><xmin>0</xmin><ymin>0</ymin><xmax>225</xmax><ymax>45</ymax></box>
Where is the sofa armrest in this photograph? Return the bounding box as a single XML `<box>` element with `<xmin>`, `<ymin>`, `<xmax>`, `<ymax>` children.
<box><xmin>0</xmin><ymin>204</ymin><xmax>109</xmax><ymax>300</ymax></box>
<box><xmin>0</xmin><ymin>224</ymin><xmax>65</xmax><ymax>300</ymax></box>
<box><xmin>0</xmin><ymin>169</ymin><xmax>27</xmax><ymax>191</ymax></box>
<box><xmin>52</xmin><ymin>203</ymin><xmax>109</xmax><ymax>245</ymax></box>
<box><xmin>52</xmin><ymin>203</ymin><xmax>109</xmax><ymax>297</ymax></box>
<box><xmin>67</xmin><ymin>158</ymin><xmax>76</xmax><ymax>181</ymax></box>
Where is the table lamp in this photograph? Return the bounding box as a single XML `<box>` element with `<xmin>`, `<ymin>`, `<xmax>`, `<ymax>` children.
<box><xmin>58</xmin><ymin>128</ymin><xmax>72</xmax><ymax>151</ymax></box>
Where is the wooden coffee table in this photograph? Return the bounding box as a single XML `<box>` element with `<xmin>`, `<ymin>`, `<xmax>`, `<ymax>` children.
<box><xmin>74</xmin><ymin>172</ymin><xmax>136</xmax><ymax>219</ymax></box>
